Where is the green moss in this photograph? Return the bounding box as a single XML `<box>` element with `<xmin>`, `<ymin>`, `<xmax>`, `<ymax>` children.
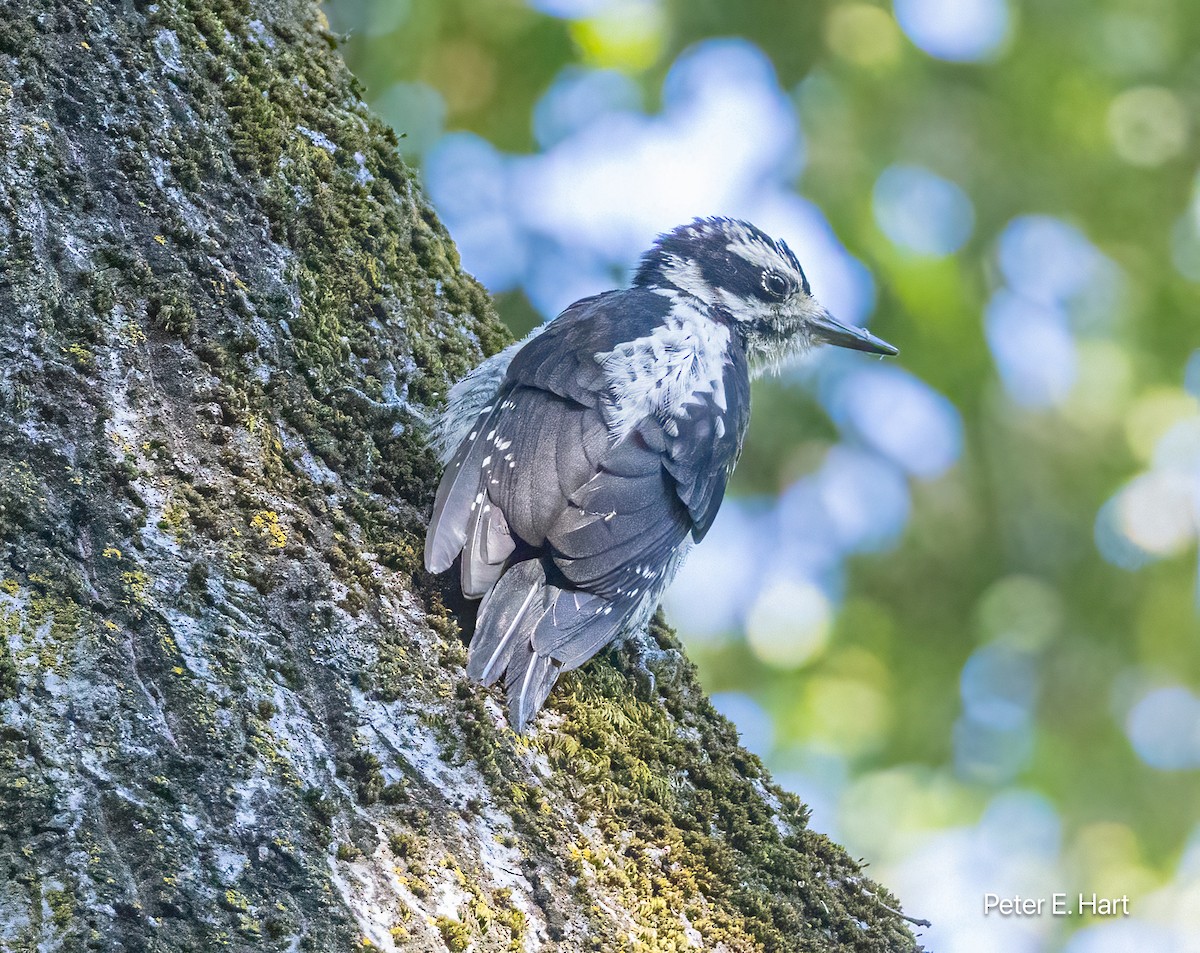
<box><xmin>45</xmin><ymin>887</ymin><xmax>75</xmax><ymax>930</ymax></box>
<box><xmin>162</xmin><ymin>0</ymin><xmax>506</xmax><ymax>581</ymax></box>
<box><xmin>147</xmin><ymin>278</ymin><xmax>196</xmax><ymax>334</ymax></box>
<box><xmin>7</xmin><ymin>0</ymin><xmax>507</xmax><ymax>601</ymax></box>
<box><xmin>493</xmin><ymin>889</ymin><xmax>528</xmax><ymax>953</ymax></box>
<box><xmin>339</xmin><ymin>742</ymin><xmax>385</xmax><ymax>806</ymax></box>
<box><xmin>434</xmin><ymin>915</ymin><xmax>471</xmax><ymax>952</ymax></box>
<box><xmin>0</xmin><ymin>461</ymin><xmax>45</xmax><ymax>540</ymax></box>
<box><xmin>0</xmin><ymin>646</ymin><xmax>16</xmax><ymax>701</ymax></box>
<box><xmin>387</xmin><ymin>831</ymin><xmax>420</xmax><ymax>859</ymax></box>
<box><xmin>220</xmin><ymin>888</ymin><xmax>250</xmax><ymax>913</ymax></box>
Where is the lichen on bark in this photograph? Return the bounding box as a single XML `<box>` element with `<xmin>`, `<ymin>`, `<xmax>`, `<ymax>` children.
<box><xmin>0</xmin><ymin>0</ymin><xmax>921</xmax><ymax>950</ymax></box>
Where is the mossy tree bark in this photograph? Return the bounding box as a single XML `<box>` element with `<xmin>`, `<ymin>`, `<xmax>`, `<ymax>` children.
<box><xmin>0</xmin><ymin>1</ymin><xmax>921</xmax><ymax>950</ymax></box>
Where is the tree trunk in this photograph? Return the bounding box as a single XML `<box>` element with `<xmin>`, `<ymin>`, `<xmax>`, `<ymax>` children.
<box><xmin>0</xmin><ymin>1</ymin><xmax>920</xmax><ymax>949</ymax></box>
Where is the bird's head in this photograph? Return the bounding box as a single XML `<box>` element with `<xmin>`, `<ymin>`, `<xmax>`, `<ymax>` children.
<box><xmin>634</xmin><ymin>217</ymin><xmax>897</xmax><ymax>374</ymax></box>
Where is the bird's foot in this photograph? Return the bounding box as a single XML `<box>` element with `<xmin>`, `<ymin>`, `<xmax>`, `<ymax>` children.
<box><xmin>626</xmin><ymin>628</ymin><xmax>688</xmax><ymax>702</ymax></box>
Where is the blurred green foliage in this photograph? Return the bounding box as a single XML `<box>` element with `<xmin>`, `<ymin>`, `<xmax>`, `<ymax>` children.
<box><xmin>325</xmin><ymin>0</ymin><xmax>1200</xmax><ymax>937</ymax></box>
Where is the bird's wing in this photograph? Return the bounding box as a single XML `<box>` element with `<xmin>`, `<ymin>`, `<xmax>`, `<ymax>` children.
<box><xmin>425</xmin><ymin>290</ymin><xmax>668</xmax><ymax>585</ymax></box>
<box><xmin>505</xmin><ymin>289</ymin><xmax>750</xmax><ymax>540</ymax></box>
<box><xmin>462</xmin><ymin>413</ymin><xmax>696</xmax><ymax>730</ymax></box>
<box><xmin>425</xmin><ymin>293</ymin><xmax>624</xmax><ymax>589</ymax></box>
<box><xmin>545</xmin><ymin>434</ymin><xmax>691</xmax><ymax>598</ymax></box>
<box><xmin>424</xmin><ymin>393</ymin><xmax>508</xmax><ymax>586</ymax></box>
<box><xmin>429</xmin><ymin>329</ymin><xmax>545</xmax><ymax>467</ymax></box>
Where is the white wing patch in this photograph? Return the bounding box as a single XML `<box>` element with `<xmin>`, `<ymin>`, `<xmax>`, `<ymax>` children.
<box><xmin>594</xmin><ymin>304</ymin><xmax>730</xmax><ymax>441</ymax></box>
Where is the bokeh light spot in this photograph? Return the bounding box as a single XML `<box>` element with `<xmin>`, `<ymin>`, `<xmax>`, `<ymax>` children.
<box><xmin>985</xmin><ymin>290</ymin><xmax>1077</xmax><ymax>408</ymax></box>
<box><xmin>1068</xmin><ymin>821</ymin><xmax>1161</xmax><ymax>907</ymax></box>
<box><xmin>711</xmin><ymin>692</ymin><xmax>775</xmax><ymax>757</ymax></box>
<box><xmin>978</xmin><ymin>790</ymin><xmax>1061</xmax><ymax>860</ymax></box>
<box><xmin>872</xmin><ymin>165</ymin><xmax>974</xmax><ymax>257</ymax></box>
<box><xmin>1125</xmin><ymin>686</ymin><xmax>1200</xmax><ymax>770</ymax></box>
<box><xmin>960</xmin><ymin>644</ymin><xmax>1038</xmax><ymax>731</ymax></box>
<box><xmin>997</xmin><ymin>216</ymin><xmax>1107</xmax><ymax>307</ymax></box>
<box><xmin>511</xmin><ymin>38</ymin><xmax>799</xmax><ymax>271</ymax></box>
<box><xmin>802</xmin><ymin>676</ymin><xmax>891</xmax><ymax>756</ymax></box>
<box><xmin>1107</xmin><ymin>86</ymin><xmax>1189</xmax><ymax>168</ymax></box>
<box><xmin>532</xmin><ymin>67</ymin><xmax>641</xmax><ymax>148</ymax></box>
<box><xmin>1152</xmin><ymin>416</ymin><xmax>1200</xmax><ymax>472</ymax></box>
<box><xmin>1063</xmin><ymin>341</ymin><xmax>1135</xmax><ymax>430</ymax></box>
<box><xmin>1124</xmin><ymin>388</ymin><xmax>1199</xmax><ymax>463</ymax></box>
<box><xmin>953</xmin><ymin>717</ymin><xmax>1033</xmax><ymax>784</ymax></box>
<box><xmin>370</xmin><ymin>82</ymin><xmax>446</xmax><ymax>157</ymax></box>
<box><xmin>1115</xmin><ymin>471</ymin><xmax>1196</xmax><ymax>557</ymax></box>
<box><xmin>893</xmin><ymin>0</ymin><xmax>1010</xmax><ymax>62</ymax></box>
<box><xmin>814</xmin><ymin>445</ymin><xmax>911</xmax><ymax>553</ymax></box>
<box><xmin>746</xmin><ymin>578</ymin><xmax>832</xmax><ymax>668</ymax></box>
<box><xmin>1187</xmin><ymin>349</ymin><xmax>1200</xmax><ymax>399</ymax></box>
<box><xmin>528</xmin><ymin>0</ymin><xmax>609</xmax><ymax>17</ymax></box>
<box><xmin>825</xmin><ymin>4</ymin><xmax>902</xmax><ymax>68</ymax></box>
<box><xmin>569</xmin><ymin>0</ymin><xmax>666</xmax><ymax>71</ymax></box>
<box><xmin>1094</xmin><ymin>496</ymin><xmax>1155</xmax><ymax>571</ymax></box>
<box><xmin>664</xmin><ymin>501</ymin><xmax>763</xmax><ymax>640</ymax></box>
<box><xmin>975</xmin><ymin>575</ymin><xmax>1064</xmax><ymax>650</ymax></box>
<box><xmin>426</xmin><ymin>40</ymin><xmax>497</xmax><ymax>114</ymax></box>
<box><xmin>823</xmin><ymin>365</ymin><xmax>963</xmax><ymax>478</ymax></box>
<box><xmin>424</xmin><ymin>134</ymin><xmax>527</xmax><ymax>291</ymax></box>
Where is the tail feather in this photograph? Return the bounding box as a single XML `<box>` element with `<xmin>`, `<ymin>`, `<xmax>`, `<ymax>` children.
<box><xmin>468</xmin><ymin>558</ymin><xmax>631</xmax><ymax>732</ymax></box>
<box><xmin>468</xmin><ymin>562</ymin><xmax>545</xmax><ymax>685</ymax></box>
<box><xmin>507</xmin><ymin>651</ymin><xmax>558</xmax><ymax>734</ymax></box>
<box><xmin>531</xmin><ymin>587</ymin><xmax>625</xmax><ymax>671</ymax></box>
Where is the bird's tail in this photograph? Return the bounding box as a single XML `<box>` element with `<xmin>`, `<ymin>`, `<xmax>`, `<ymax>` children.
<box><xmin>468</xmin><ymin>558</ymin><xmax>625</xmax><ymax>732</ymax></box>
<box><xmin>468</xmin><ymin>559</ymin><xmax>559</xmax><ymax>732</ymax></box>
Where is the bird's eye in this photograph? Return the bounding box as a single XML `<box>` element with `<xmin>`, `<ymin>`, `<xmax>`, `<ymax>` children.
<box><xmin>762</xmin><ymin>271</ymin><xmax>790</xmax><ymax>299</ymax></box>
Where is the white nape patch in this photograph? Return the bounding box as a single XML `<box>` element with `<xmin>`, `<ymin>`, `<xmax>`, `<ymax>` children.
<box><xmin>660</xmin><ymin>255</ymin><xmax>716</xmax><ymax>304</ymax></box>
<box><xmin>594</xmin><ymin>304</ymin><xmax>729</xmax><ymax>441</ymax></box>
<box><xmin>723</xmin><ymin>220</ymin><xmax>782</xmax><ymax>268</ymax></box>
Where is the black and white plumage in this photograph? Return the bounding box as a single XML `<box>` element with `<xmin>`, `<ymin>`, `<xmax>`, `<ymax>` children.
<box><xmin>425</xmin><ymin>218</ymin><xmax>897</xmax><ymax>732</ymax></box>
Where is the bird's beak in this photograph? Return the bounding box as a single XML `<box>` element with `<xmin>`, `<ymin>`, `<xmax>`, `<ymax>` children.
<box><xmin>809</xmin><ymin>310</ymin><xmax>898</xmax><ymax>356</ymax></box>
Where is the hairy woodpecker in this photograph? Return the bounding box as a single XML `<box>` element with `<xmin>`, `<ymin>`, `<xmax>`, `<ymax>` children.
<box><xmin>425</xmin><ymin>217</ymin><xmax>897</xmax><ymax>732</ymax></box>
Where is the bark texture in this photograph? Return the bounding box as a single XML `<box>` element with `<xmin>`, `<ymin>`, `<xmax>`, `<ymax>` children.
<box><xmin>0</xmin><ymin>1</ymin><xmax>921</xmax><ymax>950</ymax></box>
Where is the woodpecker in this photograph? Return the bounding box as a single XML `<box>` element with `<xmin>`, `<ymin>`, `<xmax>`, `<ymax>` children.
<box><xmin>425</xmin><ymin>217</ymin><xmax>897</xmax><ymax>732</ymax></box>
